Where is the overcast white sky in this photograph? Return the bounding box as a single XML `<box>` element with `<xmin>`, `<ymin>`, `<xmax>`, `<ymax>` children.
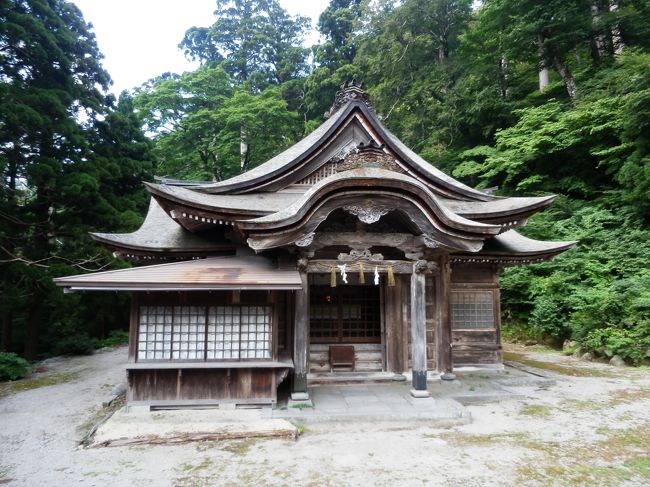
<box><xmin>72</xmin><ymin>0</ymin><xmax>331</xmax><ymax>95</ymax></box>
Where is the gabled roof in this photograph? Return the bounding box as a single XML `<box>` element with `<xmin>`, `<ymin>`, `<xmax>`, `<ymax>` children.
<box><xmin>88</xmin><ymin>85</ymin><xmax>574</xmax><ymax>262</ymax></box>
<box><xmin>191</xmin><ymin>101</ymin><xmax>494</xmax><ymax>201</ymax></box>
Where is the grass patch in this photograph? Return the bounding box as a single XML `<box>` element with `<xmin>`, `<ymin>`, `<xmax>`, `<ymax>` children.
<box><xmin>437</xmin><ymin>421</ymin><xmax>650</xmax><ymax>486</ymax></box>
<box><xmin>624</xmin><ymin>456</ymin><xmax>650</xmax><ymax>476</ymax></box>
<box><xmin>519</xmin><ymin>404</ymin><xmax>553</xmax><ymax>418</ymax></box>
<box><xmin>221</xmin><ymin>438</ymin><xmax>257</xmax><ymax>456</ymax></box>
<box><xmin>179</xmin><ymin>458</ymin><xmax>213</xmax><ymax>473</ymax></box>
<box><xmin>503</xmin><ymin>351</ymin><xmax>611</xmax><ymax>377</ymax></box>
<box><xmin>436</xmin><ymin>431</ymin><xmax>531</xmax><ymax>447</ymax></box>
<box><xmin>607</xmin><ymin>386</ymin><xmax>650</xmax><ymax>405</ymax></box>
<box><xmin>0</xmin><ymin>371</ymin><xmax>81</xmax><ymax>397</ymax></box>
<box><xmin>291</xmin><ymin>402</ymin><xmax>313</xmax><ymax>410</ymax></box>
<box><xmin>515</xmin><ymin>422</ymin><xmax>650</xmax><ymax>486</ymax></box>
<box><xmin>559</xmin><ymin>398</ymin><xmax>607</xmax><ymax>412</ymax></box>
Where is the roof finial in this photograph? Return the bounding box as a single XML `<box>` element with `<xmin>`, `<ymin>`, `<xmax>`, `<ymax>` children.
<box><xmin>327</xmin><ymin>80</ymin><xmax>374</xmax><ymax>118</ymax></box>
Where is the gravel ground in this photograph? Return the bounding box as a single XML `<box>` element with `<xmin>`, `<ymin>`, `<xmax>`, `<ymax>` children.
<box><xmin>1</xmin><ymin>345</ymin><xmax>649</xmax><ymax>487</ymax></box>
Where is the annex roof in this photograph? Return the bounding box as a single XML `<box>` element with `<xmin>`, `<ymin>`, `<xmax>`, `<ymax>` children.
<box><xmin>54</xmin><ymin>255</ymin><xmax>302</xmax><ymax>292</ymax></box>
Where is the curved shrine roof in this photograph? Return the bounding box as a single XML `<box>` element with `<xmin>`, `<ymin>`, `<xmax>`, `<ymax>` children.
<box><xmin>90</xmin><ymin>199</ymin><xmax>231</xmax><ymax>256</ymax></box>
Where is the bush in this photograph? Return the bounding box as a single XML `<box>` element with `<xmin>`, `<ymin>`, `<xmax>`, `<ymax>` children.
<box><xmin>97</xmin><ymin>330</ymin><xmax>129</xmax><ymax>348</ymax></box>
<box><xmin>0</xmin><ymin>352</ymin><xmax>32</xmax><ymax>381</ymax></box>
<box><xmin>585</xmin><ymin>326</ymin><xmax>650</xmax><ymax>365</ymax></box>
<box><xmin>52</xmin><ymin>333</ymin><xmax>98</xmax><ymax>356</ymax></box>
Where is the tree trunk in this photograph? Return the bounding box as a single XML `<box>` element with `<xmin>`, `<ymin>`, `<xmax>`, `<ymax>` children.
<box><xmin>539</xmin><ymin>68</ymin><xmax>550</xmax><ymax>92</ymax></box>
<box><xmin>538</xmin><ymin>34</ymin><xmax>550</xmax><ymax>92</ymax></box>
<box><xmin>239</xmin><ymin>125</ymin><xmax>248</xmax><ymax>170</ymax></box>
<box><xmin>1</xmin><ymin>310</ymin><xmax>12</xmax><ymax>352</ymax></box>
<box><xmin>23</xmin><ymin>298</ymin><xmax>42</xmax><ymax>360</ymax></box>
<box><xmin>609</xmin><ymin>2</ymin><xmax>625</xmax><ymax>54</ymax></box>
<box><xmin>590</xmin><ymin>2</ymin><xmax>606</xmax><ymax>61</ymax></box>
<box><xmin>552</xmin><ymin>55</ymin><xmax>578</xmax><ymax>98</ymax></box>
<box><xmin>499</xmin><ymin>57</ymin><xmax>509</xmax><ymax>99</ymax></box>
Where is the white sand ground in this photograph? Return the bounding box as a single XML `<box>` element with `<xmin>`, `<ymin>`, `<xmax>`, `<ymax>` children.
<box><xmin>1</xmin><ymin>345</ymin><xmax>649</xmax><ymax>487</ymax></box>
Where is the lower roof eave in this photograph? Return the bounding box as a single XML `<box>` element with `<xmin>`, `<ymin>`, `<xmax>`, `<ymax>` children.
<box><xmin>60</xmin><ymin>284</ymin><xmax>304</xmax><ymax>293</ymax></box>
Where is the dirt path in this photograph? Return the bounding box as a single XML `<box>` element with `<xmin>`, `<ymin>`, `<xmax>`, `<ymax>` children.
<box><xmin>1</xmin><ymin>346</ymin><xmax>649</xmax><ymax>486</ymax></box>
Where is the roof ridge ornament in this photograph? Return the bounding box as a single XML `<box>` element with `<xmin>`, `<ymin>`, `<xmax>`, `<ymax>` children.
<box><xmin>337</xmin><ymin>140</ymin><xmax>402</xmax><ymax>173</ymax></box>
<box><xmin>327</xmin><ymin>80</ymin><xmax>374</xmax><ymax>118</ymax></box>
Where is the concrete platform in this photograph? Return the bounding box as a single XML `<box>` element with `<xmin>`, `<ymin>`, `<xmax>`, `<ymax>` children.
<box><xmin>269</xmin><ymin>383</ymin><xmax>471</xmax><ymax>424</ymax></box>
<box><xmin>89</xmin><ymin>409</ymin><xmax>297</xmax><ymax>448</ymax></box>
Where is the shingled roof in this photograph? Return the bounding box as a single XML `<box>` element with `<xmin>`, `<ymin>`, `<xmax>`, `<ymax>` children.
<box><xmin>90</xmin><ymin>84</ymin><xmax>574</xmax><ymax>262</ymax></box>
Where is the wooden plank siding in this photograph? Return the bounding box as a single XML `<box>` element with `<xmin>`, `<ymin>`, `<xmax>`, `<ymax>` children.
<box><xmin>450</xmin><ymin>263</ymin><xmax>502</xmax><ymax>366</ymax></box>
<box><xmin>128</xmin><ymin>368</ymin><xmax>280</xmax><ymax>405</ymax></box>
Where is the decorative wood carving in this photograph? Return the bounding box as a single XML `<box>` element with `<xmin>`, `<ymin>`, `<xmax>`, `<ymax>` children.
<box><xmin>294</xmin><ymin>232</ymin><xmax>315</xmax><ymax>247</ymax></box>
<box><xmin>328</xmin><ymin>81</ymin><xmax>374</xmax><ymax>116</ymax></box>
<box><xmin>337</xmin><ymin>249</ymin><xmax>384</xmax><ymax>262</ymax></box>
<box><xmin>315</xmin><ymin>232</ymin><xmax>411</xmax><ymax>249</ymax></box>
<box><xmin>336</xmin><ymin>152</ymin><xmax>404</xmax><ymax>172</ymax></box>
<box><xmin>297</xmin><ymin>258</ymin><xmax>309</xmax><ymax>272</ymax></box>
<box><xmin>343</xmin><ymin>202</ymin><xmax>394</xmax><ymax>224</ymax></box>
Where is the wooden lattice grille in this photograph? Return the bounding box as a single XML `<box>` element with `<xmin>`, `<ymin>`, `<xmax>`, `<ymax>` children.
<box><xmin>296</xmin><ymin>162</ymin><xmax>338</xmax><ymax>185</ymax></box>
<box><xmin>309</xmin><ymin>285</ymin><xmax>381</xmax><ymax>343</ymax></box>
<box><xmin>451</xmin><ymin>290</ymin><xmax>495</xmax><ymax>329</ymax></box>
<box><xmin>138</xmin><ymin>305</ymin><xmax>271</xmax><ymax>361</ymax></box>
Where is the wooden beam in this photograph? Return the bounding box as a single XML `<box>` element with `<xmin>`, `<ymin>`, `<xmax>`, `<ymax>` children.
<box><xmin>308</xmin><ymin>259</ymin><xmax>414</xmax><ymax>274</ymax></box>
<box><xmin>291</xmin><ymin>270</ymin><xmax>310</xmax><ymax>399</ymax></box>
<box><xmin>435</xmin><ymin>254</ymin><xmax>454</xmax><ymax>378</ymax></box>
<box><xmin>410</xmin><ymin>261</ymin><xmax>429</xmax><ymax>395</ymax></box>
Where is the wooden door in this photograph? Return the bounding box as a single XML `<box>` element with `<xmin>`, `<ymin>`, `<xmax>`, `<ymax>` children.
<box><xmin>309</xmin><ymin>285</ymin><xmax>381</xmax><ymax>343</ymax></box>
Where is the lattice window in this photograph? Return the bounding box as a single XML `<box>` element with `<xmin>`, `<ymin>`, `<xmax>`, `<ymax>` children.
<box><xmin>138</xmin><ymin>305</ymin><xmax>272</xmax><ymax>361</ymax></box>
<box><xmin>172</xmin><ymin>306</ymin><xmax>206</xmax><ymax>360</ymax></box>
<box><xmin>296</xmin><ymin>162</ymin><xmax>338</xmax><ymax>185</ymax></box>
<box><xmin>240</xmin><ymin>306</ymin><xmax>272</xmax><ymax>359</ymax></box>
<box><xmin>451</xmin><ymin>290</ymin><xmax>495</xmax><ymax>329</ymax></box>
<box><xmin>138</xmin><ymin>306</ymin><xmax>173</xmax><ymax>360</ymax></box>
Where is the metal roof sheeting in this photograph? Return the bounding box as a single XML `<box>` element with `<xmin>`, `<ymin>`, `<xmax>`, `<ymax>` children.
<box><xmin>54</xmin><ymin>256</ymin><xmax>302</xmax><ymax>292</ymax></box>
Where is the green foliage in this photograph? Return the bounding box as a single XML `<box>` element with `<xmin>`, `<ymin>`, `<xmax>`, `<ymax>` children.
<box><xmin>98</xmin><ymin>330</ymin><xmax>129</xmax><ymax>349</ymax></box>
<box><xmin>0</xmin><ymin>352</ymin><xmax>31</xmax><ymax>381</ymax></box>
<box><xmin>0</xmin><ymin>0</ymin><xmax>152</xmax><ymax>359</ymax></box>
<box><xmin>51</xmin><ymin>333</ymin><xmax>98</xmax><ymax>356</ymax></box>
<box><xmin>134</xmin><ymin>67</ymin><xmax>301</xmax><ymax>180</ymax></box>
<box><xmin>180</xmin><ymin>0</ymin><xmax>310</xmax><ymax>88</ymax></box>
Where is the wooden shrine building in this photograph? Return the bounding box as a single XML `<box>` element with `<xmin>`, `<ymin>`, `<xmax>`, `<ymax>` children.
<box><xmin>56</xmin><ymin>84</ymin><xmax>575</xmax><ymax>408</ymax></box>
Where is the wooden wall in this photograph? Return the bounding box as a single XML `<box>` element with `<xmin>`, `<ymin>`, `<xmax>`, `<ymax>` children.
<box><xmin>450</xmin><ymin>263</ymin><xmax>502</xmax><ymax>366</ymax></box>
<box><xmin>128</xmin><ymin>368</ymin><xmax>281</xmax><ymax>406</ymax></box>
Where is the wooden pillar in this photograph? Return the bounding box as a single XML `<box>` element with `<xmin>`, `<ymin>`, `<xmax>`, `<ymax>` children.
<box><xmin>291</xmin><ymin>268</ymin><xmax>310</xmax><ymax>400</ymax></box>
<box><xmin>385</xmin><ymin>275</ymin><xmax>405</xmax><ymax>373</ymax></box>
<box><xmin>410</xmin><ymin>260</ymin><xmax>430</xmax><ymax>396</ymax></box>
<box><xmin>435</xmin><ymin>254</ymin><xmax>454</xmax><ymax>379</ymax></box>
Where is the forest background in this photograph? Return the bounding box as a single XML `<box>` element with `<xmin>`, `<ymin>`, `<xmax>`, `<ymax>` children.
<box><xmin>1</xmin><ymin>0</ymin><xmax>649</xmax><ymax>367</ymax></box>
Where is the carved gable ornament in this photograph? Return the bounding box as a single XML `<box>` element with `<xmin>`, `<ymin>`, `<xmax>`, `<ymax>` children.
<box><xmin>343</xmin><ymin>201</ymin><xmax>394</xmax><ymax>224</ymax></box>
<box><xmin>337</xmin><ymin>140</ymin><xmax>403</xmax><ymax>173</ymax></box>
<box><xmin>328</xmin><ymin>80</ymin><xmax>374</xmax><ymax>116</ymax></box>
